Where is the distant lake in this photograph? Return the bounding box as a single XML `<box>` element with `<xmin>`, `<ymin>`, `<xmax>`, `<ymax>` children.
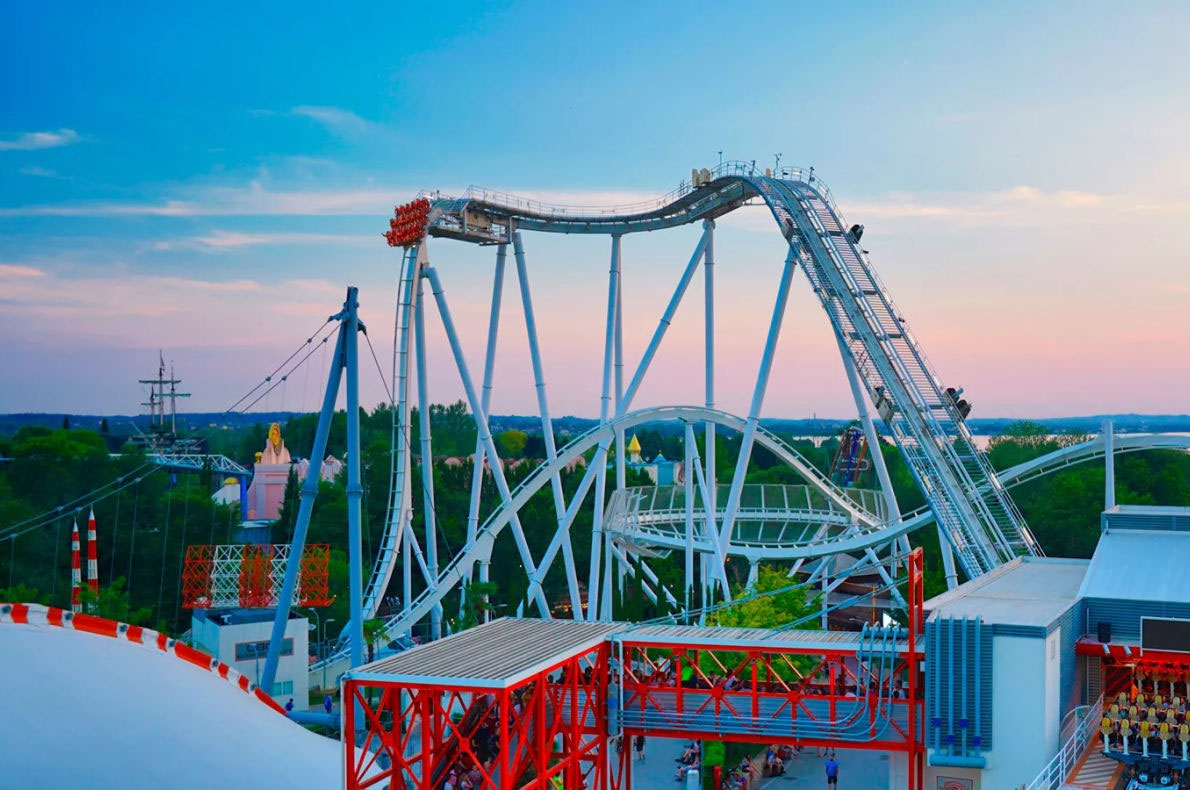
<box><xmin>786</xmin><ymin>432</ymin><xmax>1190</xmax><ymax>452</ymax></box>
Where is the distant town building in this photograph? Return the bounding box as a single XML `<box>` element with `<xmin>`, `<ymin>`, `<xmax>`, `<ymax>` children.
<box><xmin>623</xmin><ymin>433</ymin><xmax>685</xmax><ymax>485</ymax></box>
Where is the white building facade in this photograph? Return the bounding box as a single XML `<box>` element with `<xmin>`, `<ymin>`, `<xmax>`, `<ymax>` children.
<box><xmin>192</xmin><ymin>608</ymin><xmax>309</xmax><ymax>707</ymax></box>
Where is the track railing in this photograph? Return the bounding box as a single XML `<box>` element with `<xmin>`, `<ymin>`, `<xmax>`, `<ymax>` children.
<box><xmin>1023</xmin><ymin>695</ymin><xmax>1103</xmax><ymax>790</ymax></box>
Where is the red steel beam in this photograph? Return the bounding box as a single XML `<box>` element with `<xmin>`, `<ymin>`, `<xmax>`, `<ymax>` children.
<box><xmin>345</xmin><ymin>549</ymin><xmax>926</xmax><ymax>790</ymax></box>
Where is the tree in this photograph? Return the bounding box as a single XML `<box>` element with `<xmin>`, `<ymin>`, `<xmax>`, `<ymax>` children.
<box><xmin>0</xmin><ymin>583</ymin><xmax>49</xmax><ymax>604</ymax></box>
<box><xmin>362</xmin><ymin>618</ymin><xmax>387</xmax><ymax>664</ymax></box>
<box><xmin>497</xmin><ymin>429</ymin><xmax>528</xmax><ymax>459</ymax></box>
<box><xmin>460</xmin><ymin>581</ymin><xmax>500</xmax><ymax>628</ymax></box>
<box><xmin>77</xmin><ymin>577</ymin><xmax>152</xmax><ymax>625</ymax></box>
<box><xmin>707</xmin><ymin>566</ymin><xmax>814</xmax><ymax>630</ymax></box>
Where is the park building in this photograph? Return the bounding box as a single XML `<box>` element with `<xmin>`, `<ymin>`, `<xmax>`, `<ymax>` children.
<box><xmin>191</xmin><ymin>608</ymin><xmax>310</xmax><ymax>707</ymax></box>
<box><xmin>923</xmin><ymin>504</ymin><xmax>1190</xmax><ymax>789</ymax></box>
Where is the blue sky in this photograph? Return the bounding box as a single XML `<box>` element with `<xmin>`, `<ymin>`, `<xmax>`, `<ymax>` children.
<box><xmin>2</xmin><ymin>1</ymin><xmax>1188</xmax><ymax>419</ymax></box>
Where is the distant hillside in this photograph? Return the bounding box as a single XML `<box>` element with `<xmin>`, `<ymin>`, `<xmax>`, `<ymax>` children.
<box><xmin>5</xmin><ymin>411</ymin><xmax>1189</xmax><ymax>439</ymax></box>
<box><xmin>0</xmin><ymin>411</ymin><xmax>297</xmax><ymax>437</ymax></box>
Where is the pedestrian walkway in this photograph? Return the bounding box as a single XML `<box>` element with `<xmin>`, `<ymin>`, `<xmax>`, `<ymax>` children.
<box><xmin>628</xmin><ymin>739</ymin><xmax>891</xmax><ymax>789</ymax></box>
<box><xmin>1063</xmin><ymin>746</ymin><xmax>1121</xmax><ymax>790</ymax></box>
<box><xmin>757</xmin><ymin>747</ymin><xmax>889</xmax><ymax>789</ymax></box>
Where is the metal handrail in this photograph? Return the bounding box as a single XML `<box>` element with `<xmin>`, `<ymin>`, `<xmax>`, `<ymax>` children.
<box><xmin>1023</xmin><ymin>695</ymin><xmax>1104</xmax><ymax>790</ymax></box>
<box><xmin>417</xmin><ymin>161</ymin><xmax>839</xmax><ymax>221</ymax></box>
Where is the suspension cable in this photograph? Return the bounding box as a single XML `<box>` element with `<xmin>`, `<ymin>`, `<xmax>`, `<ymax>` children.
<box><xmin>126</xmin><ymin>479</ymin><xmax>141</xmax><ymax>593</ymax></box>
<box><xmin>172</xmin><ymin>473</ymin><xmax>193</xmax><ymax>626</ymax></box>
<box><xmin>0</xmin><ymin>464</ymin><xmax>158</xmax><ymax>538</ymax></box>
<box><xmin>156</xmin><ymin>474</ymin><xmax>175</xmax><ymax>620</ymax></box>
<box><xmin>2</xmin><ymin>317</ymin><xmax>339</xmax><ymax>542</ymax></box>
<box><xmin>236</xmin><ymin>324</ymin><xmax>338</xmax><ymax>415</ymax></box>
<box><xmin>221</xmin><ymin>317</ymin><xmax>333</xmax><ymax>414</ymax></box>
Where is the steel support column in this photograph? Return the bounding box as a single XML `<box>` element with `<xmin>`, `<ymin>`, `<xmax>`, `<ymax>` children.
<box><xmin>424</xmin><ymin>266</ymin><xmax>552</xmax><ymax>616</ymax></box>
<box><xmin>344</xmin><ymin>288</ymin><xmax>366</xmax><ymax>672</ymax></box>
<box><xmin>718</xmin><ymin>247</ymin><xmax>797</xmax><ymax>557</ymax></box>
<box><xmin>684</xmin><ymin>422</ymin><xmax>696</xmax><ymax>616</ymax></box>
<box><xmin>703</xmin><ymin>218</ymin><xmax>716</xmax><ymax>535</ymax></box>
<box><xmin>414</xmin><ymin>273</ymin><xmax>441</xmax><ymax>639</ymax></box>
<box><xmin>461</xmin><ymin>243</ymin><xmax>506</xmax><ymax>621</ymax></box>
<box><xmin>514</xmin><ymin>230</ymin><xmax>583</xmax><ymax>617</ymax></box>
<box><xmin>263</xmin><ymin>288</ymin><xmax>361</xmax><ymax>692</ymax></box>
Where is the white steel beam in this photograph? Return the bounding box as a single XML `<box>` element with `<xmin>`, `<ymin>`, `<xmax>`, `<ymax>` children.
<box><xmin>423</xmin><ymin>265</ymin><xmax>552</xmax><ymax>616</ymax></box>
<box><xmin>512</xmin><ymin>231</ymin><xmax>583</xmax><ymax>617</ymax></box>
<box><xmin>717</xmin><ymin>247</ymin><xmax>797</xmax><ymax>555</ymax></box>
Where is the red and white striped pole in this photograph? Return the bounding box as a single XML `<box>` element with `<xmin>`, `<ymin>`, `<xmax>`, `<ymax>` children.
<box><xmin>85</xmin><ymin>507</ymin><xmax>99</xmax><ymax>605</ymax></box>
<box><xmin>70</xmin><ymin>519</ymin><xmax>82</xmax><ymax>614</ymax></box>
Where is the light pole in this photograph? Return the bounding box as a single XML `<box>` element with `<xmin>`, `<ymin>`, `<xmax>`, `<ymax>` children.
<box><xmin>304</xmin><ymin>606</ymin><xmax>320</xmax><ymax>659</ymax></box>
<box><xmin>322</xmin><ymin>618</ymin><xmax>335</xmax><ymax>695</ymax></box>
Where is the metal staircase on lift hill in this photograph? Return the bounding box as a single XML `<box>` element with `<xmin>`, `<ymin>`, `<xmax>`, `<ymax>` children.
<box><xmin>755</xmin><ymin>176</ymin><xmax>1041</xmax><ymax>580</ymax></box>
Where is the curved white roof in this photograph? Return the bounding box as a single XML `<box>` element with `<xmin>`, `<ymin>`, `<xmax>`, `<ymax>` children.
<box><xmin>1078</xmin><ymin>528</ymin><xmax>1190</xmax><ymax>605</ymax></box>
<box><xmin>0</xmin><ymin>611</ymin><xmax>342</xmax><ymax>789</ymax></box>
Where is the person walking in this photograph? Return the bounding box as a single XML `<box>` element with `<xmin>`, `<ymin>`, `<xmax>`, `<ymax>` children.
<box><xmin>825</xmin><ymin>753</ymin><xmax>839</xmax><ymax>788</ymax></box>
<box><xmin>633</xmin><ymin>734</ymin><xmax>646</xmax><ymax>761</ymax></box>
<box><xmin>323</xmin><ymin>693</ymin><xmax>333</xmax><ymax>714</ymax></box>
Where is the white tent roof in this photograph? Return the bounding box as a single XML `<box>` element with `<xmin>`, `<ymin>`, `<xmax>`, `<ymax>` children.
<box><xmin>0</xmin><ymin>614</ymin><xmax>342</xmax><ymax>788</ymax></box>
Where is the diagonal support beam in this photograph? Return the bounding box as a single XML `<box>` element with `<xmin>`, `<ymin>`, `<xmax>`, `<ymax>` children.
<box><xmin>718</xmin><ymin>246</ymin><xmax>797</xmax><ymax>556</ymax></box>
<box><xmin>423</xmin><ymin>265</ymin><xmax>552</xmax><ymax>617</ymax></box>
<box><xmin>460</xmin><ymin>243</ymin><xmax>507</xmax><ymax>619</ymax></box>
<box><xmin>512</xmin><ymin>230</ymin><xmax>583</xmax><ymax>617</ymax></box>
<box><xmin>588</xmin><ymin>235</ymin><xmax>621</xmax><ymax>619</ymax></box>
<box><xmin>414</xmin><ymin>272</ymin><xmax>442</xmax><ymax>639</ymax></box>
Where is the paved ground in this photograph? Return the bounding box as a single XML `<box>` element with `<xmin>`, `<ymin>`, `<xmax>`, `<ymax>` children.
<box><xmin>758</xmin><ymin>747</ymin><xmax>890</xmax><ymax>789</ymax></box>
<box><xmin>627</xmin><ymin>739</ymin><xmax>890</xmax><ymax>790</ymax></box>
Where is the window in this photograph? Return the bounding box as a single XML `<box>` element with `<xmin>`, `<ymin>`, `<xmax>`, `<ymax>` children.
<box><xmin>271</xmin><ymin>680</ymin><xmax>293</xmax><ymax>696</ymax></box>
<box><xmin>235</xmin><ymin>638</ymin><xmax>293</xmax><ymax>661</ymax></box>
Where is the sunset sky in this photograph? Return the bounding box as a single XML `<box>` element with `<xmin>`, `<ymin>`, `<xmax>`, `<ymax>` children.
<box><xmin>2</xmin><ymin>1</ymin><xmax>1188</xmax><ymax>420</ymax></box>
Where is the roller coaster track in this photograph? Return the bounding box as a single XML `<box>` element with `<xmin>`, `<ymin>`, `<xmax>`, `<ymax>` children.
<box><xmin>418</xmin><ymin>162</ymin><xmax>1039</xmax><ymax>581</ymax></box>
<box><xmin>371</xmin><ymin>407</ymin><xmax>879</xmax><ymax>638</ymax></box>
<box><xmin>892</xmin><ymin>432</ymin><xmax>1190</xmax><ymax>534</ymax></box>
<box><xmin>602</xmin><ymin>483</ymin><xmax>888</xmax><ymax>561</ymax></box>
<box><xmin>338</xmin><ymin>163</ymin><xmax>1190</xmax><ymax>673</ymax></box>
<box><xmin>995</xmin><ymin>432</ymin><xmax>1190</xmax><ymax>488</ymax></box>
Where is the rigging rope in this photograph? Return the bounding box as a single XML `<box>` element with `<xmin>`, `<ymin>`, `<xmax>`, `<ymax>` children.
<box><xmin>1</xmin><ymin>317</ymin><xmax>339</xmax><ymax>543</ymax></box>
<box><xmin>173</xmin><ymin>473</ymin><xmax>193</xmax><ymax>625</ymax></box>
<box><xmin>108</xmin><ymin>488</ymin><xmax>122</xmax><ymax>582</ymax></box>
<box><xmin>156</xmin><ymin>475</ymin><xmax>174</xmax><ymax>621</ymax></box>
<box><xmin>221</xmin><ymin>318</ymin><xmax>333</xmax><ymax>415</ymax></box>
<box><xmin>50</xmin><ymin>518</ymin><xmax>61</xmax><ymax>605</ymax></box>
<box><xmin>126</xmin><ymin>480</ymin><xmax>140</xmax><ymax>595</ymax></box>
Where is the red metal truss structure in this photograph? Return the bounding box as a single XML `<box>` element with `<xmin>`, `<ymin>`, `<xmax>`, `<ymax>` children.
<box><xmin>181</xmin><ymin>543</ymin><xmax>332</xmax><ymax>609</ymax></box>
<box><xmin>344</xmin><ymin>550</ymin><xmax>925</xmax><ymax>790</ymax></box>
<box><xmin>344</xmin><ymin>620</ymin><xmax>619</xmax><ymax>790</ymax></box>
<box><xmin>615</xmin><ymin>548</ymin><xmax>924</xmax><ymax>789</ymax></box>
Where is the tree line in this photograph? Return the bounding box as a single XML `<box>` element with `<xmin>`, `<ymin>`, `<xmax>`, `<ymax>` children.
<box><xmin>4</xmin><ymin>408</ymin><xmax>1189</xmax><ymax>640</ymax></box>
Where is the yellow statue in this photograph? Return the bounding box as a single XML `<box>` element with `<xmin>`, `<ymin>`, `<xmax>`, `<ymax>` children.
<box><xmin>259</xmin><ymin>422</ymin><xmax>292</xmax><ymax>465</ymax></box>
